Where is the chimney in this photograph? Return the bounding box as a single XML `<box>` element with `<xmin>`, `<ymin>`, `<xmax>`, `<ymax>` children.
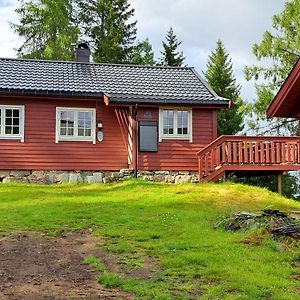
<box><xmin>75</xmin><ymin>42</ymin><xmax>91</xmax><ymax>63</ymax></box>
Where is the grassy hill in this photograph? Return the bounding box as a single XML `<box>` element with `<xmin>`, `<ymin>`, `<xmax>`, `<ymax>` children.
<box><xmin>0</xmin><ymin>180</ymin><xmax>299</xmax><ymax>299</ymax></box>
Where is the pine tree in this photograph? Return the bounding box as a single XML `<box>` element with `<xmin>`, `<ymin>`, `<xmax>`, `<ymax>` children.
<box><xmin>12</xmin><ymin>0</ymin><xmax>79</xmax><ymax>60</ymax></box>
<box><xmin>78</xmin><ymin>0</ymin><xmax>137</xmax><ymax>63</ymax></box>
<box><xmin>205</xmin><ymin>40</ymin><xmax>244</xmax><ymax>135</ymax></box>
<box><xmin>130</xmin><ymin>39</ymin><xmax>155</xmax><ymax>65</ymax></box>
<box><xmin>160</xmin><ymin>27</ymin><xmax>185</xmax><ymax>66</ymax></box>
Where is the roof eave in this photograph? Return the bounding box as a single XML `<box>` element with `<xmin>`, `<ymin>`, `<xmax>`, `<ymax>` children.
<box><xmin>267</xmin><ymin>58</ymin><xmax>300</xmax><ymax>118</ymax></box>
<box><xmin>108</xmin><ymin>96</ymin><xmax>229</xmax><ymax>107</ymax></box>
<box><xmin>0</xmin><ymin>88</ymin><xmax>103</xmax><ymax>99</ymax></box>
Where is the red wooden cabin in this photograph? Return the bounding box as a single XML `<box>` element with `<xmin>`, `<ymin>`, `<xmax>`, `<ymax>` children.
<box><xmin>0</xmin><ymin>44</ymin><xmax>228</xmax><ymax>178</ymax></box>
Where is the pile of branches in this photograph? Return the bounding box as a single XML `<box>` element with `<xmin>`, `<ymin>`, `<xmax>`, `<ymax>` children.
<box><xmin>216</xmin><ymin>209</ymin><xmax>300</xmax><ymax>239</ymax></box>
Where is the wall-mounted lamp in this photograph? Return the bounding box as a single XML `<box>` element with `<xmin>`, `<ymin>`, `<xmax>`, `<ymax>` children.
<box><xmin>97</xmin><ymin>121</ymin><xmax>103</xmax><ymax>129</ymax></box>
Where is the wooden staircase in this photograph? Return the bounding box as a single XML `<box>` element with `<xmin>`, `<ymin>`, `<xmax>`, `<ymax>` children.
<box><xmin>197</xmin><ymin>136</ymin><xmax>300</xmax><ymax>182</ymax></box>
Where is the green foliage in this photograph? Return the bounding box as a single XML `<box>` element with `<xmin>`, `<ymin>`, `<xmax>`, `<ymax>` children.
<box><xmin>78</xmin><ymin>0</ymin><xmax>137</xmax><ymax>63</ymax></box>
<box><xmin>97</xmin><ymin>271</ymin><xmax>123</xmax><ymax>288</ymax></box>
<box><xmin>12</xmin><ymin>0</ymin><xmax>79</xmax><ymax>60</ymax></box>
<box><xmin>0</xmin><ymin>181</ymin><xmax>299</xmax><ymax>298</ymax></box>
<box><xmin>230</xmin><ymin>174</ymin><xmax>299</xmax><ymax>200</ymax></box>
<box><xmin>244</xmin><ymin>0</ymin><xmax>300</xmax><ymax>134</ymax></box>
<box><xmin>205</xmin><ymin>39</ymin><xmax>245</xmax><ymax>135</ymax></box>
<box><xmin>83</xmin><ymin>255</ymin><xmax>105</xmax><ymax>272</ymax></box>
<box><xmin>130</xmin><ymin>38</ymin><xmax>155</xmax><ymax>65</ymax></box>
<box><xmin>160</xmin><ymin>27</ymin><xmax>185</xmax><ymax>66</ymax></box>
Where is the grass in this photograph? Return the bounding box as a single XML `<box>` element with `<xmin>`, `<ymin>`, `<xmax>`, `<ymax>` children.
<box><xmin>0</xmin><ymin>180</ymin><xmax>299</xmax><ymax>299</ymax></box>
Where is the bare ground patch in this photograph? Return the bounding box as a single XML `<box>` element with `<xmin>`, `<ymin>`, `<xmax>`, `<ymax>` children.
<box><xmin>0</xmin><ymin>231</ymin><xmax>130</xmax><ymax>300</ymax></box>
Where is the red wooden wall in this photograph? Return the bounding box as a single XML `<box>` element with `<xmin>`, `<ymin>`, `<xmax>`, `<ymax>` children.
<box><xmin>0</xmin><ymin>97</ymin><xmax>128</xmax><ymax>170</ymax></box>
<box><xmin>137</xmin><ymin>107</ymin><xmax>216</xmax><ymax>171</ymax></box>
<box><xmin>0</xmin><ymin>97</ymin><xmax>217</xmax><ymax>171</ymax></box>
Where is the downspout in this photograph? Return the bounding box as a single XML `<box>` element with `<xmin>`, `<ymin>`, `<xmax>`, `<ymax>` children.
<box><xmin>134</xmin><ymin>103</ymin><xmax>138</xmax><ymax>178</ymax></box>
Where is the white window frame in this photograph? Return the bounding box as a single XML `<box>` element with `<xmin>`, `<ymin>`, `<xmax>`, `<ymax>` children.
<box><xmin>0</xmin><ymin>105</ymin><xmax>25</xmax><ymax>142</ymax></box>
<box><xmin>159</xmin><ymin>107</ymin><xmax>192</xmax><ymax>142</ymax></box>
<box><xmin>56</xmin><ymin>107</ymin><xmax>96</xmax><ymax>144</ymax></box>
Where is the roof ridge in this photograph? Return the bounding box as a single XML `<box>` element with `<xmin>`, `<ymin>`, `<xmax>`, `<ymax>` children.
<box><xmin>0</xmin><ymin>57</ymin><xmax>193</xmax><ymax>70</ymax></box>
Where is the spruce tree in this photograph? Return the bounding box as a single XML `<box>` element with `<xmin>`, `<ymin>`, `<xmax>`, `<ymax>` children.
<box><xmin>78</xmin><ymin>0</ymin><xmax>137</xmax><ymax>63</ymax></box>
<box><xmin>160</xmin><ymin>27</ymin><xmax>185</xmax><ymax>66</ymax></box>
<box><xmin>13</xmin><ymin>0</ymin><xmax>79</xmax><ymax>60</ymax></box>
<box><xmin>205</xmin><ymin>40</ymin><xmax>244</xmax><ymax>135</ymax></box>
<box><xmin>130</xmin><ymin>39</ymin><xmax>155</xmax><ymax>65</ymax></box>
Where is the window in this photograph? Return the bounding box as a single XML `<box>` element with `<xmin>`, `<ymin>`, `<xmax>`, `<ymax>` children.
<box><xmin>0</xmin><ymin>105</ymin><xmax>24</xmax><ymax>142</ymax></box>
<box><xmin>56</xmin><ymin>107</ymin><xmax>96</xmax><ymax>143</ymax></box>
<box><xmin>159</xmin><ymin>108</ymin><xmax>192</xmax><ymax>142</ymax></box>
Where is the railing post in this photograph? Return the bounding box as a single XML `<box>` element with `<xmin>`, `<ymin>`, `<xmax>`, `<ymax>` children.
<box><xmin>277</xmin><ymin>174</ymin><xmax>282</xmax><ymax>194</ymax></box>
<box><xmin>198</xmin><ymin>158</ymin><xmax>203</xmax><ymax>182</ymax></box>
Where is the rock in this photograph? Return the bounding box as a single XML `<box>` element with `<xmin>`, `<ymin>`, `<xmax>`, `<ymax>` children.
<box><xmin>3</xmin><ymin>177</ymin><xmax>29</xmax><ymax>183</ymax></box>
<box><xmin>28</xmin><ymin>172</ymin><xmax>53</xmax><ymax>185</ymax></box>
<box><xmin>110</xmin><ymin>172</ymin><xmax>119</xmax><ymax>179</ymax></box>
<box><xmin>0</xmin><ymin>170</ymin><xmax>10</xmax><ymax>179</ymax></box>
<box><xmin>165</xmin><ymin>175</ymin><xmax>175</xmax><ymax>183</ymax></box>
<box><xmin>178</xmin><ymin>171</ymin><xmax>190</xmax><ymax>175</ymax></box>
<box><xmin>93</xmin><ymin>172</ymin><xmax>103</xmax><ymax>183</ymax></box>
<box><xmin>102</xmin><ymin>177</ymin><xmax>112</xmax><ymax>183</ymax></box>
<box><xmin>154</xmin><ymin>171</ymin><xmax>170</xmax><ymax>175</ymax></box>
<box><xmin>175</xmin><ymin>175</ymin><xmax>192</xmax><ymax>184</ymax></box>
<box><xmin>191</xmin><ymin>175</ymin><xmax>198</xmax><ymax>183</ymax></box>
<box><xmin>77</xmin><ymin>174</ymin><xmax>83</xmax><ymax>184</ymax></box>
<box><xmin>139</xmin><ymin>171</ymin><xmax>153</xmax><ymax>176</ymax></box>
<box><xmin>85</xmin><ymin>176</ymin><xmax>95</xmax><ymax>184</ymax></box>
<box><xmin>119</xmin><ymin>169</ymin><xmax>131</xmax><ymax>175</ymax></box>
<box><xmin>119</xmin><ymin>175</ymin><xmax>131</xmax><ymax>181</ymax></box>
<box><xmin>54</xmin><ymin>173</ymin><xmax>69</xmax><ymax>184</ymax></box>
<box><xmin>10</xmin><ymin>170</ymin><xmax>30</xmax><ymax>177</ymax></box>
<box><xmin>142</xmin><ymin>175</ymin><xmax>153</xmax><ymax>181</ymax></box>
<box><xmin>69</xmin><ymin>173</ymin><xmax>79</xmax><ymax>184</ymax></box>
<box><xmin>152</xmin><ymin>175</ymin><xmax>166</xmax><ymax>182</ymax></box>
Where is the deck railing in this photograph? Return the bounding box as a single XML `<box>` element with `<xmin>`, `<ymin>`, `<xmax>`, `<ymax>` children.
<box><xmin>196</xmin><ymin>136</ymin><xmax>300</xmax><ymax>181</ymax></box>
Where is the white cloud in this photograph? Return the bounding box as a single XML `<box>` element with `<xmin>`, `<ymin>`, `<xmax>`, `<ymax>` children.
<box><xmin>0</xmin><ymin>0</ymin><xmax>19</xmax><ymax>57</ymax></box>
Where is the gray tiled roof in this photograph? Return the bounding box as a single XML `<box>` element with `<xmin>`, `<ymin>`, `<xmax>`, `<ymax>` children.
<box><xmin>0</xmin><ymin>58</ymin><xmax>228</xmax><ymax>105</ymax></box>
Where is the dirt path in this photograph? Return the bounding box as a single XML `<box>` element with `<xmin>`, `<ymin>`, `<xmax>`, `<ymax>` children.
<box><xmin>0</xmin><ymin>231</ymin><xmax>130</xmax><ymax>300</ymax></box>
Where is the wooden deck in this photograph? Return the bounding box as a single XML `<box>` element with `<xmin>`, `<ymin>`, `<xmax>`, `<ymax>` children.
<box><xmin>197</xmin><ymin>136</ymin><xmax>300</xmax><ymax>182</ymax></box>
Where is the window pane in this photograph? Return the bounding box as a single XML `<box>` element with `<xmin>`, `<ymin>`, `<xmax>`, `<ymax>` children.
<box><xmin>177</xmin><ymin>110</ymin><xmax>188</xmax><ymax>135</ymax></box>
<box><xmin>60</xmin><ymin>127</ymin><xmax>67</xmax><ymax>136</ymax></box>
<box><xmin>163</xmin><ymin>110</ymin><xmax>174</xmax><ymax>135</ymax></box>
<box><xmin>6</xmin><ymin>109</ymin><xmax>12</xmax><ymax>117</ymax></box>
<box><xmin>13</xmin><ymin>118</ymin><xmax>19</xmax><ymax>126</ymax></box>
<box><xmin>4</xmin><ymin>108</ymin><xmax>20</xmax><ymax>136</ymax></box>
<box><xmin>60</xmin><ymin>111</ymin><xmax>75</xmax><ymax>137</ymax></box>
<box><xmin>13</xmin><ymin>127</ymin><xmax>19</xmax><ymax>134</ymax></box>
<box><xmin>5</xmin><ymin>117</ymin><xmax>12</xmax><ymax>125</ymax></box>
<box><xmin>85</xmin><ymin>129</ymin><xmax>91</xmax><ymax>136</ymax></box>
<box><xmin>13</xmin><ymin>109</ymin><xmax>19</xmax><ymax>118</ymax></box>
<box><xmin>78</xmin><ymin>111</ymin><xmax>92</xmax><ymax>137</ymax></box>
<box><xmin>78</xmin><ymin>128</ymin><xmax>84</xmax><ymax>136</ymax></box>
<box><xmin>68</xmin><ymin>128</ymin><xmax>74</xmax><ymax>136</ymax></box>
<box><xmin>5</xmin><ymin>127</ymin><xmax>12</xmax><ymax>134</ymax></box>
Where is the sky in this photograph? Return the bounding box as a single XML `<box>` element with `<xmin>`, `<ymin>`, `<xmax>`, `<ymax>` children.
<box><xmin>0</xmin><ymin>0</ymin><xmax>286</xmax><ymax>102</ymax></box>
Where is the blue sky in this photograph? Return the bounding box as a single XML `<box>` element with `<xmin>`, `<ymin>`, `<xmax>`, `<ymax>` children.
<box><xmin>0</xmin><ymin>0</ymin><xmax>286</xmax><ymax>102</ymax></box>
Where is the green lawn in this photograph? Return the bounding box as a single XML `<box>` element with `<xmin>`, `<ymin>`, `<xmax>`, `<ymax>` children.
<box><xmin>0</xmin><ymin>180</ymin><xmax>299</xmax><ymax>299</ymax></box>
